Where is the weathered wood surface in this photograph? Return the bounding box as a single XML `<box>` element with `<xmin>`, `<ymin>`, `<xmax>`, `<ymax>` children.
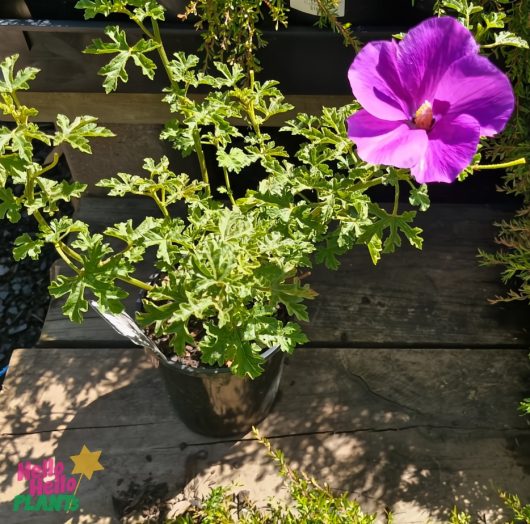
<box><xmin>39</xmin><ymin>197</ymin><xmax>530</xmax><ymax>349</ymax></box>
<box><xmin>1</xmin><ymin>347</ymin><xmax>529</xmax><ymax>523</ymax></box>
<box><xmin>17</xmin><ymin>92</ymin><xmax>352</xmax><ymax>125</ymax></box>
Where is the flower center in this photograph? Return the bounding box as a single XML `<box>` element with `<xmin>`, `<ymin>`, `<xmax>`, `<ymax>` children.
<box><xmin>414</xmin><ymin>101</ymin><xmax>434</xmax><ymax>130</ymax></box>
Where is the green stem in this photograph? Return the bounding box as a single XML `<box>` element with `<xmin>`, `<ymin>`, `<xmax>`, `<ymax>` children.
<box><xmin>192</xmin><ymin>129</ymin><xmax>211</xmax><ymax>196</ymax></box>
<box><xmin>35</xmin><ymin>153</ymin><xmax>60</xmax><ymax>177</ymax></box>
<box><xmin>130</xmin><ymin>14</ymin><xmax>155</xmax><ymax>40</ymax></box>
<box><xmin>119</xmin><ymin>275</ymin><xmax>154</xmax><ymax>292</ymax></box>
<box><xmin>11</xmin><ymin>91</ymin><xmax>22</xmax><ymax>111</ymax></box>
<box><xmin>60</xmin><ymin>242</ymin><xmax>83</xmax><ymax>263</ymax></box>
<box><xmin>392</xmin><ymin>181</ymin><xmax>400</xmax><ymax>216</ymax></box>
<box><xmin>151</xmin><ymin>191</ymin><xmax>170</xmax><ymax>218</ymax></box>
<box><xmin>472</xmin><ymin>157</ymin><xmax>526</xmax><ymax>170</ymax></box>
<box><xmin>151</xmin><ymin>18</ymin><xmax>179</xmax><ymax>91</ymax></box>
<box><xmin>55</xmin><ymin>243</ymin><xmax>81</xmax><ymax>274</ymax></box>
<box><xmin>481</xmin><ymin>42</ymin><xmax>506</xmax><ymax>49</ymax></box>
<box><xmin>346</xmin><ymin>176</ymin><xmax>387</xmax><ymax>194</ymax></box>
<box><xmin>223</xmin><ymin>167</ymin><xmax>236</xmax><ymax>206</ymax></box>
<box><xmin>31</xmin><ymin>208</ymin><xmax>51</xmax><ymax>232</ymax></box>
<box><xmin>33</xmin><ymin>209</ymin><xmax>84</xmax><ymax>267</ymax></box>
<box><xmin>245</xmin><ymin>70</ymin><xmax>262</xmax><ymax>139</ymax></box>
<box><xmin>298</xmin><ymin>192</ymin><xmax>312</xmax><ymax>204</ymax></box>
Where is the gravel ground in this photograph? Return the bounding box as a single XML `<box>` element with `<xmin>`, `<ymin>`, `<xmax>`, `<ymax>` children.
<box><xmin>0</xmin><ymin>125</ymin><xmax>71</xmax><ymax>384</ymax></box>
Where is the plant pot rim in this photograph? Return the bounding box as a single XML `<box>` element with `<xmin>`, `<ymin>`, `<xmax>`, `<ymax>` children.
<box><xmin>148</xmin><ymin>343</ymin><xmax>282</xmax><ymax>377</ymax></box>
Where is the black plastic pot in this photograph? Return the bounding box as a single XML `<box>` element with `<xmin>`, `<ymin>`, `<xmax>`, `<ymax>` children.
<box><xmin>157</xmin><ymin>345</ymin><xmax>285</xmax><ymax>437</ymax></box>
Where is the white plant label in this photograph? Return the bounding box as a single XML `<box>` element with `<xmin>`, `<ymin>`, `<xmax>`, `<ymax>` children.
<box><xmin>290</xmin><ymin>0</ymin><xmax>345</xmax><ymax>17</ymax></box>
<box><xmin>89</xmin><ymin>300</ymin><xmax>169</xmax><ymax>364</ymax></box>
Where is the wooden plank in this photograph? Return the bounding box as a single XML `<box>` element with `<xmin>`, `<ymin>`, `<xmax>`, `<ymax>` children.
<box><xmin>1</xmin><ymin>347</ymin><xmax>529</xmax><ymax>522</ymax></box>
<box><xmin>18</xmin><ymin>92</ymin><xmax>353</xmax><ymax>125</ymax></box>
<box><xmin>307</xmin><ymin>202</ymin><xmax>530</xmax><ymax>347</ymax></box>
<box><xmin>39</xmin><ymin>198</ymin><xmax>530</xmax><ymax>348</ymax></box>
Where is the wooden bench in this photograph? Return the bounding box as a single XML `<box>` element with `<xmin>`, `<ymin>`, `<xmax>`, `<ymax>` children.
<box><xmin>2</xmin><ymin>10</ymin><xmax>529</xmax><ymax>522</ymax></box>
<box><xmin>1</xmin><ymin>193</ymin><xmax>530</xmax><ymax>522</ymax></box>
<box><xmin>1</xmin><ymin>346</ymin><xmax>529</xmax><ymax>522</ymax></box>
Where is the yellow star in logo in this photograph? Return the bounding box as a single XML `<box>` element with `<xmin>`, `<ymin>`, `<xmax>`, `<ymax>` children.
<box><xmin>70</xmin><ymin>445</ymin><xmax>104</xmax><ymax>480</ymax></box>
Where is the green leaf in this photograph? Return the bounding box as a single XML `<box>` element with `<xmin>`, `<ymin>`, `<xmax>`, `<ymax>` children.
<box><xmin>314</xmin><ymin>238</ymin><xmax>341</xmax><ymax>270</ymax></box>
<box><xmin>54</xmin><ymin>114</ymin><xmax>115</xmax><ymax>153</ymax></box>
<box><xmin>75</xmin><ymin>0</ymin><xmax>116</xmax><ymax>19</ymax></box>
<box><xmin>165</xmin><ymin>320</ymin><xmax>192</xmax><ymax>355</ymax></box>
<box><xmin>270</xmin><ymin>281</ymin><xmax>317</xmax><ymax>322</ymax></box>
<box><xmin>231</xmin><ymin>342</ymin><xmax>265</xmax><ymax>379</ymax></box>
<box><xmin>49</xmin><ymin>229</ymin><xmax>131</xmax><ymax>319</ymax></box>
<box><xmin>13</xmin><ymin>233</ymin><xmax>43</xmax><ymax>260</ymax></box>
<box><xmin>359</xmin><ymin>207</ymin><xmax>423</xmax><ymax>254</ymax></box>
<box><xmin>0</xmin><ymin>124</ymin><xmax>46</xmax><ymax>162</ymax></box>
<box><xmin>0</xmin><ymin>187</ymin><xmax>21</xmax><ymax>222</ymax></box>
<box><xmin>42</xmin><ymin>217</ymin><xmax>88</xmax><ymax>244</ymax></box>
<box><xmin>130</xmin><ymin>0</ymin><xmax>165</xmax><ymax>22</ymax></box>
<box><xmin>251</xmin><ymin>317</ymin><xmax>308</xmax><ymax>355</ymax></box>
<box><xmin>208</xmin><ymin>61</ymin><xmax>245</xmax><ymax>87</ymax></box>
<box><xmin>409</xmin><ymin>184</ymin><xmax>430</xmax><ymax>212</ymax></box>
<box><xmin>201</xmin><ymin>324</ymin><xmax>265</xmax><ymax>378</ymax></box>
<box><xmin>0</xmin><ymin>55</ymin><xmax>39</xmax><ymax>93</ymax></box>
<box><xmin>489</xmin><ymin>31</ymin><xmax>529</xmax><ymax>49</ymax></box>
<box><xmin>76</xmin><ymin>0</ymin><xmax>165</xmax><ymax>21</ymax></box>
<box><xmin>167</xmin><ymin>53</ymin><xmax>200</xmax><ymax>87</ymax></box>
<box><xmin>367</xmin><ymin>234</ymin><xmax>382</xmax><ymax>265</ymax></box>
<box><xmin>49</xmin><ymin>275</ymin><xmax>88</xmax><ymax>324</ymax></box>
<box><xmin>0</xmin><ymin>155</ymin><xmax>28</xmax><ymax>188</ymax></box>
<box><xmin>216</xmin><ymin>147</ymin><xmax>255</xmax><ymax>173</ymax></box>
<box><xmin>84</xmin><ymin>26</ymin><xmax>159</xmax><ymax>93</ymax></box>
<box><xmin>481</xmin><ymin>11</ymin><xmax>506</xmax><ymax>30</ymax></box>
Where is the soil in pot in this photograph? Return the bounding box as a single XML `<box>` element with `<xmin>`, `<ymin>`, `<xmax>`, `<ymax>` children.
<box><xmin>143</xmin><ymin>303</ymin><xmax>288</xmax><ymax>437</ymax></box>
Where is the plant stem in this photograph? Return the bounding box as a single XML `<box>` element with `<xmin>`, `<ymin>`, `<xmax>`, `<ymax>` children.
<box><xmin>192</xmin><ymin>129</ymin><xmax>211</xmax><ymax>195</ymax></box>
<box><xmin>392</xmin><ymin>181</ymin><xmax>400</xmax><ymax>216</ymax></box>
<box><xmin>55</xmin><ymin>243</ymin><xmax>81</xmax><ymax>274</ymax></box>
<box><xmin>472</xmin><ymin>157</ymin><xmax>526</xmax><ymax>170</ymax></box>
<box><xmin>145</xmin><ymin>13</ymin><xmax>212</xmax><ymax>196</ymax></box>
<box><xmin>346</xmin><ymin>176</ymin><xmax>387</xmax><ymax>194</ymax></box>
<box><xmin>246</xmin><ymin>70</ymin><xmax>263</xmax><ymax>139</ymax></box>
<box><xmin>60</xmin><ymin>242</ymin><xmax>83</xmax><ymax>263</ymax></box>
<box><xmin>129</xmin><ymin>12</ymin><xmax>155</xmax><ymax>40</ymax></box>
<box><xmin>223</xmin><ymin>167</ymin><xmax>236</xmax><ymax>206</ymax></box>
<box><xmin>35</xmin><ymin>152</ymin><xmax>60</xmax><ymax>177</ymax></box>
<box><xmin>481</xmin><ymin>42</ymin><xmax>505</xmax><ymax>49</ymax></box>
<box><xmin>118</xmin><ymin>275</ymin><xmax>154</xmax><ymax>292</ymax></box>
<box><xmin>151</xmin><ymin>191</ymin><xmax>170</xmax><ymax>218</ymax></box>
<box><xmin>151</xmin><ymin>18</ymin><xmax>179</xmax><ymax>91</ymax></box>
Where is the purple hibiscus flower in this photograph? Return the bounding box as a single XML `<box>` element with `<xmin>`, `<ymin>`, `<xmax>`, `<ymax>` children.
<box><xmin>347</xmin><ymin>17</ymin><xmax>515</xmax><ymax>183</ymax></box>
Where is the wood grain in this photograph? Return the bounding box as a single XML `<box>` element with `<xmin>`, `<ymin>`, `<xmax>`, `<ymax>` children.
<box><xmin>18</xmin><ymin>92</ymin><xmax>353</xmax><ymax>125</ymax></box>
<box><xmin>38</xmin><ymin>198</ymin><xmax>530</xmax><ymax>349</ymax></box>
<box><xmin>1</xmin><ymin>347</ymin><xmax>529</xmax><ymax>522</ymax></box>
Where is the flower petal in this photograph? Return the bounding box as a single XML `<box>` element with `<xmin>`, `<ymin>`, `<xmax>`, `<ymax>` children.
<box><xmin>347</xmin><ymin>110</ymin><xmax>428</xmax><ymax>168</ymax></box>
<box><xmin>348</xmin><ymin>41</ymin><xmax>410</xmax><ymax>121</ymax></box>
<box><xmin>397</xmin><ymin>17</ymin><xmax>479</xmax><ymax>109</ymax></box>
<box><xmin>434</xmin><ymin>53</ymin><xmax>514</xmax><ymax>137</ymax></box>
<box><xmin>411</xmin><ymin>114</ymin><xmax>480</xmax><ymax>184</ymax></box>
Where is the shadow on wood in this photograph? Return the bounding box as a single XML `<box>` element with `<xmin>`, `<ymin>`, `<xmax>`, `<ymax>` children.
<box><xmin>1</xmin><ymin>347</ymin><xmax>529</xmax><ymax>523</ymax></box>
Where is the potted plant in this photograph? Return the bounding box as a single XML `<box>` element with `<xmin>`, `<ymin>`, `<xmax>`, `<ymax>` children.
<box><xmin>0</xmin><ymin>0</ymin><xmax>522</xmax><ymax>436</ymax></box>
